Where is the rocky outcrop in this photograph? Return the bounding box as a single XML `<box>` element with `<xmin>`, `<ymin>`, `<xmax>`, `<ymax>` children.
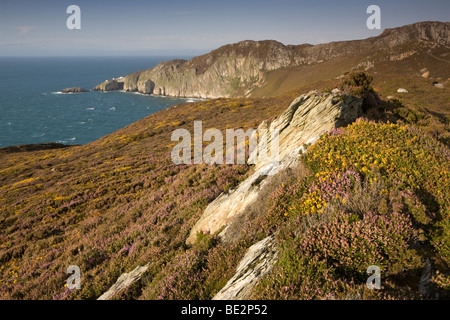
<box><xmin>186</xmin><ymin>91</ymin><xmax>362</xmax><ymax>245</ymax></box>
<box><xmin>93</xmin><ymin>78</ymin><xmax>125</xmax><ymax>91</ymax></box>
<box><xmin>97</xmin><ymin>263</ymin><xmax>150</xmax><ymax>300</ymax></box>
<box><xmin>61</xmin><ymin>87</ymin><xmax>89</xmax><ymax>93</ymax></box>
<box><xmin>389</xmin><ymin>51</ymin><xmax>417</xmax><ymax>61</ymax></box>
<box><xmin>213</xmin><ymin>235</ymin><xmax>278</xmax><ymax>300</ymax></box>
<box><xmin>92</xmin><ymin>21</ymin><xmax>449</xmax><ymax>99</ymax></box>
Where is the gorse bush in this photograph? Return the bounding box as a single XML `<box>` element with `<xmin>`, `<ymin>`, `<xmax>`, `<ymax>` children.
<box><xmin>343</xmin><ymin>72</ymin><xmax>374</xmax><ymax>95</ymax></box>
<box><xmin>306</xmin><ymin>120</ymin><xmax>449</xmax><ymax>260</ymax></box>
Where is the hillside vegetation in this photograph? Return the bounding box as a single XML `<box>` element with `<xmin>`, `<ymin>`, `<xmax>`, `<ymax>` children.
<box><xmin>0</xmin><ymin>71</ymin><xmax>449</xmax><ymax>299</ymax></box>
<box><xmin>253</xmin><ymin>120</ymin><xmax>450</xmax><ymax>299</ymax></box>
<box><xmin>0</xmin><ymin>91</ymin><xmax>294</xmax><ymax>299</ymax></box>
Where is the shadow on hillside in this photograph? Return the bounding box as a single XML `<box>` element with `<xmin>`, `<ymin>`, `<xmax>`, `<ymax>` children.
<box><xmin>362</xmin><ymin>91</ymin><xmax>425</xmax><ymax>125</ymax></box>
<box><xmin>360</xmin><ymin>89</ymin><xmax>450</xmax><ymax>146</ymax></box>
<box><xmin>424</xmin><ymin>107</ymin><xmax>449</xmax><ymax>125</ymax></box>
<box><xmin>0</xmin><ymin>143</ymin><xmax>79</xmax><ymax>155</ymax></box>
<box><xmin>339</xmin><ymin>72</ymin><xmax>435</xmax><ymax>127</ymax></box>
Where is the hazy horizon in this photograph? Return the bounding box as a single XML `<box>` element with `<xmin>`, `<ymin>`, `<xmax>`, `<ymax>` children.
<box><xmin>0</xmin><ymin>0</ymin><xmax>449</xmax><ymax>57</ymax></box>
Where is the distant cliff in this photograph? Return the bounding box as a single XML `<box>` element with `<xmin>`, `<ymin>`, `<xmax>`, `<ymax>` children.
<box><xmin>93</xmin><ymin>21</ymin><xmax>449</xmax><ymax>99</ymax></box>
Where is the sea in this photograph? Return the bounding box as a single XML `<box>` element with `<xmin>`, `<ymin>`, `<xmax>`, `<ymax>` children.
<box><xmin>0</xmin><ymin>56</ymin><xmax>198</xmax><ymax>148</ymax></box>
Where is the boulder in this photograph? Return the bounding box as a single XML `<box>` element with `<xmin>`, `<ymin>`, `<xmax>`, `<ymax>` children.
<box><xmin>61</xmin><ymin>87</ymin><xmax>89</xmax><ymax>93</ymax></box>
<box><xmin>331</xmin><ymin>88</ymin><xmax>341</xmax><ymax>94</ymax></box>
<box><xmin>397</xmin><ymin>88</ymin><xmax>409</xmax><ymax>93</ymax></box>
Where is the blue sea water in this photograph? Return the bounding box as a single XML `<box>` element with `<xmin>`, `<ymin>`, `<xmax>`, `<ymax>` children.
<box><xmin>0</xmin><ymin>56</ymin><xmax>195</xmax><ymax>147</ymax></box>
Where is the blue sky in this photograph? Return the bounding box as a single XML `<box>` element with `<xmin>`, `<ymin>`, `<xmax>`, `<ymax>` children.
<box><xmin>0</xmin><ymin>0</ymin><xmax>448</xmax><ymax>56</ymax></box>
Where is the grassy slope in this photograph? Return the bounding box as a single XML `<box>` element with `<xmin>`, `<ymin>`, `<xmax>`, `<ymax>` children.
<box><xmin>0</xmin><ymin>93</ymin><xmax>298</xmax><ymax>299</ymax></box>
<box><xmin>0</xmin><ymin>61</ymin><xmax>449</xmax><ymax>299</ymax></box>
<box><xmin>255</xmin><ymin>45</ymin><xmax>450</xmax><ymax>145</ymax></box>
<box><xmin>251</xmin><ymin>55</ymin><xmax>366</xmax><ymax>98</ymax></box>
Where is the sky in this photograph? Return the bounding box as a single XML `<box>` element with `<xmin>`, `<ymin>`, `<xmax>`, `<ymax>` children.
<box><xmin>0</xmin><ymin>0</ymin><xmax>449</xmax><ymax>56</ymax></box>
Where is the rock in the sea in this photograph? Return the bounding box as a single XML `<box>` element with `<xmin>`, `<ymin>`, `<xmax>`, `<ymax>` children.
<box><xmin>397</xmin><ymin>88</ymin><xmax>409</xmax><ymax>93</ymax></box>
<box><xmin>61</xmin><ymin>87</ymin><xmax>89</xmax><ymax>93</ymax></box>
<box><xmin>186</xmin><ymin>91</ymin><xmax>362</xmax><ymax>245</ymax></box>
<box><xmin>213</xmin><ymin>235</ymin><xmax>278</xmax><ymax>300</ymax></box>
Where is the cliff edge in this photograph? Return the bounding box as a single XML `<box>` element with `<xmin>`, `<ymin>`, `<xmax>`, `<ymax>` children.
<box><xmin>93</xmin><ymin>21</ymin><xmax>449</xmax><ymax>99</ymax></box>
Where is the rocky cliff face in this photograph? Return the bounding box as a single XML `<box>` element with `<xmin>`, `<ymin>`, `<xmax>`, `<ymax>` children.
<box><xmin>93</xmin><ymin>21</ymin><xmax>449</xmax><ymax>99</ymax></box>
<box><xmin>94</xmin><ymin>41</ymin><xmax>294</xmax><ymax>98</ymax></box>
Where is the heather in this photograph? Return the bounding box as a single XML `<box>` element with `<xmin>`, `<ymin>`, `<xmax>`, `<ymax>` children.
<box><xmin>252</xmin><ymin>120</ymin><xmax>450</xmax><ymax>299</ymax></box>
<box><xmin>0</xmin><ymin>96</ymin><xmax>293</xmax><ymax>300</ymax></box>
<box><xmin>0</xmin><ymin>153</ymin><xmax>249</xmax><ymax>299</ymax></box>
<box><xmin>1</xmin><ymin>73</ymin><xmax>449</xmax><ymax>300</ymax></box>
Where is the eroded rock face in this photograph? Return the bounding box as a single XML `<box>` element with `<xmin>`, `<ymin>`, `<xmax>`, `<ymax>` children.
<box><xmin>213</xmin><ymin>235</ymin><xmax>278</xmax><ymax>300</ymax></box>
<box><xmin>186</xmin><ymin>91</ymin><xmax>362</xmax><ymax>245</ymax></box>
